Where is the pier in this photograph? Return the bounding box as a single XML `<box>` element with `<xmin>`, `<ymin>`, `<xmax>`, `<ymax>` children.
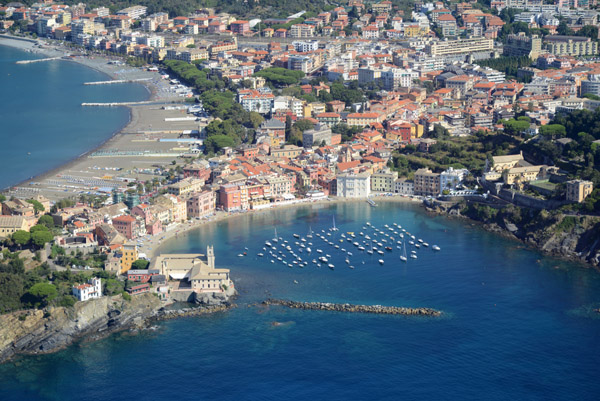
<box><xmin>83</xmin><ymin>78</ymin><xmax>152</xmax><ymax>85</ymax></box>
<box><xmin>16</xmin><ymin>57</ymin><xmax>62</xmax><ymax>64</ymax></box>
<box><xmin>263</xmin><ymin>299</ymin><xmax>442</xmax><ymax>316</ymax></box>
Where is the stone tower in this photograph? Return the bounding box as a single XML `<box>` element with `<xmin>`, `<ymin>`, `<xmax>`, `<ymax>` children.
<box><xmin>206</xmin><ymin>245</ymin><xmax>215</xmax><ymax>269</ymax></box>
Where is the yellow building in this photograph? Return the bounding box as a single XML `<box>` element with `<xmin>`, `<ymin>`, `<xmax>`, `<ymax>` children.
<box><xmin>566</xmin><ymin>180</ymin><xmax>593</xmax><ymax>203</ymax></box>
<box><xmin>120</xmin><ymin>244</ymin><xmax>139</xmax><ymax>274</ymax></box>
<box><xmin>503</xmin><ymin>166</ymin><xmax>547</xmax><ymax>185</ymax></box>
<box><xmin>0</xmin><ymin>216</ymin><xmax>29</xmax><ymax>238</ymax></box>
<box><xmin>271</xmin><ymin>145</ymin><xmax>303</xmax><ymax>158</ymax></box>
<box><xmin>167</xmin><ymin>177</ymin><xmax>204</xmax><ymax>196</ymax></box>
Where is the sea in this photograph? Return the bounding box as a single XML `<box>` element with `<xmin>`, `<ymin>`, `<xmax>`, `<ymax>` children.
<box><xmin>1</xmin><ymin>201</ymin><xmax>600</xmax><ymax>401</ymax></box>
<box><xmin>0</xmin><ymin>43</ymin><xmax>149</xmax><ymax>190</ymax></box>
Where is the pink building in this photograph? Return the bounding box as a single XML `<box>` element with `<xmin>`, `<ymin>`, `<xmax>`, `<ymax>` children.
<box><xmin>230</xmin><ymin>20</ymin><xmax>250</xmax><ymax>35</ymax></box>
<box><xmin>112</xmin><ymin>215</ymin><xmax>136</xmax><ymax>239</ymax></box>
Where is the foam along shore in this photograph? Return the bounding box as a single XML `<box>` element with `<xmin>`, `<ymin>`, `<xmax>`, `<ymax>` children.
<box><xmin>262</xmin><ymin>299</ymin><xmax>442</xmax><ymax>317</ymax></box>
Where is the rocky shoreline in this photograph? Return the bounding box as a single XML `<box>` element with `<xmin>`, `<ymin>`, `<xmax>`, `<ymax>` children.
<box><xmin>263</xmin><ymin>299</ymin><xmax>442</xmax><ymax>316</ymax></box>
<box><xmin>0</xmin><ymin>293</ymin><xmax>235</xmax><ymax>365</ymax></box>
<box><xmin>424</xmin><ymin>199</ymin><xmax>600</xmax><ymax>269</ymax></box>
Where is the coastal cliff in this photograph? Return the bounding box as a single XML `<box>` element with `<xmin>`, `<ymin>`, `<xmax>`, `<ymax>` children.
<box><xmin>0</xmin><ymin>294</ymin><xmax>162</xmax><ymax>364</ymax></box>
<box><xmin>425</xmin><ymin>200</ymin><xmax>600</xmax><ymax>268</ymax></box>
<box><xmin>0</xmin><ymin>291</ymin><xmax>236</xmax><ymax>364</ymax></box>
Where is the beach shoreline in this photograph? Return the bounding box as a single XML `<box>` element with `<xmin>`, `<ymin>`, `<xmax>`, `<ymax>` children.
<box><xmin>145</xmin><ymin>196</ymin><xmax>423</xmax><ymax>260</ymax></box>
<box><xmin>1</xmin><ymin>35</ymin><xmax>201</xmax><ymax>200</ymax></box>
<box><xmin>0</xmin><ymin>36</ymin><xmax>156</xmax><ymax>191</ymax></box>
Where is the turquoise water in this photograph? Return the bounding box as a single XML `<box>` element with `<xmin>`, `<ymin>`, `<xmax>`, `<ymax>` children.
<box><xmin>1</xmin><ymin>202</ymin><xmax>599</xmax><ymax>400</ymax></box>
<box><xmin>0</xmin><ymin>43</ymin><xmax>149</xmax><ymax>189</ymax></box>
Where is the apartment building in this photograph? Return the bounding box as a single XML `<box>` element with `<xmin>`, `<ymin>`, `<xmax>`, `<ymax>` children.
<box><xmin>336</xmin><ymin>172</ymin><xmax>371</xmax><ymax>198</ymax></box>
<box><xmin>414</xmin><ymin>168</ymin><xmax>441</xmax><ymax>196</ymax></box>
<box><xmin>371</xmin><ymin>168</ymin><xmax>399</xmax><ymax>192</ymax></box>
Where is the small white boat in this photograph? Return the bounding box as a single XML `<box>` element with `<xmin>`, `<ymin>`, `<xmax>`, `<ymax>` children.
<box><xmin>265</xmin><ymin>241</ymin><xmax>272</xmax><ymax>247</ymax></box>
<box><xmin>293</xmin><ymin>234</ymin><xmax>300</xmax><ymax>238</ymax></box>
<box><xmin>317</xmin><ymin>249</ymin><xmax>323</xmax><ymax>253</ymax></box>
<box><xmin>378</xmin><ymin>259</ymin><xmax>384</xmax><ymax>265</ymax></box>
<box><xmin>377</xmin><ymin>250</ymin><xmax>384</xmax><ymax>255</ymax></box>
<box><xmin>432</xmin><ymin>245</ymin><xmax>441</xmax><ymax>251</ymax></box>
<box><xmin>328</xmin><ymin>264</ymin><xmax>335</xmax><ymax>269</ymax></box>
<box><xmin>345</xmin><ymin>259</ymin><xmax>350</xmax><ymax>264</ymax></box>
<box><xmin>423</xmin><ymin>243</ymin><xmax>429</xmax><ymax>247</ymax></box>
<box><xmin>307</xmin><ymin>247</ymin><xmax>311</xmax><ymax>253</ymax></box>
<box><xmin>349</xmin><ymin>265</ymin><xmax>355</xmax><ymax>269</ymax></box>
<box><xmin>258</xmin><ymin>253</ymin><xmax>264</xmax><ymax>257</ymax></box>
<box><xmin>271</xmin><ymin>260</ymin><xmax>275</xmax><ymax>263</ymax></box>
<box><xmin>418</xmin><ymin>239</ymin><xmax>423</xmax><ymax>243</ymax></box>
<box><xmin>415</xmin><ymin>244</ymin><xmax>420</xmax><ymax>249</ymax></box>
<box><xmin>410</xmin><ymin>254</ymin><xmax>418</xmax><ymax>259</ymax></box>
<box><xmin>238</xmin><ymin>254</ymin><xmax>244</xmax><ymax>257</ymax></box>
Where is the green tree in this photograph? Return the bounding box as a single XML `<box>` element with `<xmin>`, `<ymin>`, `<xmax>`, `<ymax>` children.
<box><xmin>24</xmin><ymin>283</ymin><xmax>58</xmax><ymax>308</ymax></box>
<box><xmin>38</xmin><ymin>215</ymin><xmax>55</xmax><ymax>229</ymax></box>
<box><xmin>31</xmin><ymin>230</ymin><xmax>53</xmax><ymax>248</ymax></box>
<box><xmin>294</xmin><ymin>119</ymin><xmax>315</xmax><ymax>132</ymax></box>
<box><xmin>131</xmin><ymin>259</ymin><xmax>150</xmax><ymax>270</ymax></box>
<box><xmin>0</xmin><ymin>194</ymin><xmax>6</xmax><ymax>203</ymax></box>
<box><xmin>204</xmin><ymin>135</ymin><xmax>236</xmax><ymax>154</ymax></box>
<box><xmin>248</xmin><ymin>112</ymin><xmax>264</xmax><ymax>129</ymax></box>
<box><xmin>12</xmin><ymin>230</ymin><xmax>31</xmax><ymax>248</ymax></box>
<box><xmin>0</xmin><ymin>273</ymin><xmax>24</xmax><ymax>313</ymax></box>
<box><xmin>26</xmin><ymin>199</ymin><xmax>45</xmax><ymax>214</ymax></box>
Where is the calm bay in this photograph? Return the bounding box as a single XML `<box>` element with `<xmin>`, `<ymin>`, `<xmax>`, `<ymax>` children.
<box><xmin>0</xmin><ymin>201</ymin><xmax>599</xmax><ymax>400</ymax></box>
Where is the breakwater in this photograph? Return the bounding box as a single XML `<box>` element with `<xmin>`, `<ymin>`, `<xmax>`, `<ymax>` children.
<box><xmin>151</xmin><ymin>304</ymin><xmax>234</xmax><ymax>321</ymax></box>
<box><xmin>263</xmin><ymin>299</ymin><xmax>442</xmax><ymax>316</ymax></box>
<box><xmin>84</xmin><ymin>78</ymin><xmax>152</xmax><ymax>85</ymax></box>
<box><xmin>15</xmin><ymin>56</ymin><xmax>62</xmax><ymax>64</ymax></box>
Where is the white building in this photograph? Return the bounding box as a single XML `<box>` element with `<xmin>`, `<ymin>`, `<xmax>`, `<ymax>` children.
<box><xmin>336</xmin><ymin>172</ymin><xmax>371</xmax><ymax>198</ymax></box>
<box><xmin>395</xmin><ymin>179</ymin><xmax>415</xmax><ymax>195</ymax></box>
<box><xmin>72</xmin><ymin>278</ymin><xmax>102</xmax><ymax>302</ymax></box>
<box><xmin>293</xmin><ymin>40</ymin><xmax>319</xmax><ymax>52</ymax></box>
<box><xmin>440</xmin><ymin>167</ymin><xmax>469</xmax><ymax>192</ymax></box>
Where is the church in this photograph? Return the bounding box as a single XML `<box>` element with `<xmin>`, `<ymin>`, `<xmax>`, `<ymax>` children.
<box><xmin>154</xmin><ymin>246</ymin><xmax>232</xmax><ymax>293</ymax></box>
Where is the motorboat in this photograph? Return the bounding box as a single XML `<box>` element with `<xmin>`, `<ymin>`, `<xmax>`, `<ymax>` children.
<box><xmin>432</xmin><ymin>245</ymin><xmax>441</xmax><ymax>251</ymax></box>
<box><xmin>378</xmin><ymin>259</ymin><xmax>384</xmax><ymax>265</ymax></box>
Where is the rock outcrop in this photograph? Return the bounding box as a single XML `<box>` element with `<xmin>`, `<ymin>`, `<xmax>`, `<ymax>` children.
<box><xmin>0</xmin><ymin>294</ymin><xmax>162</xmax><ymax>364</ymax></box>
<box><xmin>424</xmin><ymin>199</ymin><xmax>600</xmax><ymax>269</ymax></box>
<box><xmin>263</xmin><ymin>299</ymin><xmax>442</xmax><ymax>316</ymax></box>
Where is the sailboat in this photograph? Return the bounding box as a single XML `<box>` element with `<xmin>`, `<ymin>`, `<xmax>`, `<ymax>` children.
<box><xmin>272</xmin><ymin>227</ymin><xmax>278</xmax><ymax>243</ymax></box>
<box><xmin>307</xmin><ymin>226</ymin><xmax>313</xmax><ymax>239</ymax></box>
<box><xmin>400</xmin><ymin>238</ymin><xmax>407</xmax><ymax>262</ymax></box>
<box><xmin>331</xmin><ymin>216</ymin><xmax>339</xmax><ymax>232</ymax></box>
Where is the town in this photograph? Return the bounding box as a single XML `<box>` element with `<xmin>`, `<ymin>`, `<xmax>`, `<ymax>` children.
<box><xmin>0</xmin><ymin>0</ymin><xmax>600</xmax><ymax>311</ymax></box>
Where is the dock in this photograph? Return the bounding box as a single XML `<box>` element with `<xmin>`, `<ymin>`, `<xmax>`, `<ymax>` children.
<box><xmin>83</xmin><ymin>78</ymin><xmax>152</xmax><ymax>85</ymax></box>
<box><xmin>16</xmin><ymin>57</ymin><xmax>62</xmax><ymax>64</ymax></box>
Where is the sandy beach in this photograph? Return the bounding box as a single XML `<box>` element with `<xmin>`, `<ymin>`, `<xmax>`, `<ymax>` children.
<box><xmin>1</xmin><ymin>35</ymin><xmax>208</xmax><ymax>201</ymax></box>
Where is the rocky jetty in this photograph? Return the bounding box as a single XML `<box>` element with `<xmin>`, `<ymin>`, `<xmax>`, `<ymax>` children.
<box><xmin>151</xmin><ymin>304</ymin><xmax>234</xmax><ymax>321</ymax></box>
<box><xmin>262</xmin><ymin>299</ymin><xmax>442</xmax><ymax>316</ymax></box>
